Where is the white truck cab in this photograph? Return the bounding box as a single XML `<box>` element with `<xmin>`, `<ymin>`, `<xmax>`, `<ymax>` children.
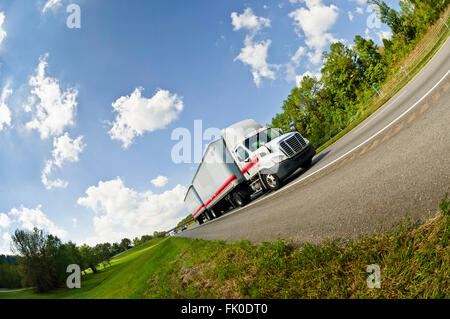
<box><xmin>223</xmin><ymin>119</ymin><xmax>315</xmax><ymax>194</ymax></box>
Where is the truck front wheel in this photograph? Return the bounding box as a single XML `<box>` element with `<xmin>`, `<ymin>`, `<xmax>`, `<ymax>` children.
<box><xmin>263</xmin><ymin>174</ymin><xmax>281</xmax><ymax>191</ymax></box>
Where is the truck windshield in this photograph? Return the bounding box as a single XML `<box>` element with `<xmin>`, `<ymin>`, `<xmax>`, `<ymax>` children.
<box><xmin>244</xmin><ymin>128</ymin><xmax>281</xmax><ymax>152</ymax></box>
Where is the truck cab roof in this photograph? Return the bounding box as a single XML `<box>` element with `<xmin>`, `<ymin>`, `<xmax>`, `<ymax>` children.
<box><xmin>222</xmin><ymin>119</ymin><xmax>263</xmax><ymax>151</ymax></box>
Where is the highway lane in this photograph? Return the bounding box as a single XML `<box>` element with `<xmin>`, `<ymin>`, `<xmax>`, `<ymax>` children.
<box><xmin>178</xmin><ymin>37</ymin><xmax>450</xmax><ymax>244</ymax></box>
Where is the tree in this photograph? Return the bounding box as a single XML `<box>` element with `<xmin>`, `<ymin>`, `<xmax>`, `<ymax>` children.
<box><xmin>153</xmin><ymin>231</ymin><xmax>166</xmax><ymax>238</ymax></box>
<box><xmin>111</xmin><ymin>242</ymin><xmax>121</xmax><ymax>256</ymax></box>
<box><xmin>11</xmin><ymin>228</ymin><xmax>62</xmax><ymax>292</ymax></box>
<box><xmin>271</xmin><ymin>112</ymin><xmax>292</xmax><ymax>134</ymax></box>
<box><xmin>119</xmin><ymin>238</ymin><xmax>131</xmax><ymax>252</ymax></box>
<box><xmin>94</xmin><ymin>243</ymin><xmax>112</xmax><ymax>268</ymax></box>
<box><xmin>79</xmin><ymin>244</ymin><xmax>101</xmax><ymax>274</ymax></box>
<box><xmin>321</xmin><ymin>42</ymin><xmax>362</xmax><ymax>122</ymax></box>
<box><xmin>353</xmin><ymin>35</ymin><xmax>387</xmax><ymax>89</ymax></box>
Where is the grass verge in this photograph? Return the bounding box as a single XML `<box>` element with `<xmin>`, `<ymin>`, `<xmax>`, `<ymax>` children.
<box><xmin>1</xmin><ymin>196</ymin><xmax>448</xmax><ymax>299</ymax></box>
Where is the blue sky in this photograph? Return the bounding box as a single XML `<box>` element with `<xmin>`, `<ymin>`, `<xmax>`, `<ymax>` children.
<box><xmin>0</xmin><ymin>0</ymin><xmax>397</xmax><ymax>253</ymax></box>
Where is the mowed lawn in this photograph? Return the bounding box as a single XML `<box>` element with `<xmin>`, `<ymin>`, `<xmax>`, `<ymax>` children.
<box><xmin>0</xmin><ymin>237</ymin><xmax>177</xmax><ymax>299</ymax></box>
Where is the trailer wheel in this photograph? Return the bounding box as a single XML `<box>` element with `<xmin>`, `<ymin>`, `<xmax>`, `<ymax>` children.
<box><xmin>211</xmin><ymin>210</ymin><xmax>222</xmax><ymax>218</ymax></box>
<box><xmin>205</xmin><ymin>211</ymin><xmax>214</xmax><ymax>221</ymax></box>
<box><xmin>263</xmin><ymin>174</ymin><xmax>281</xmax><ymax>191</ymax></box>
<box><xmin>197</xmin><ymin>217</ymin><xmax>204</xmax><ymax>225</ymax></box>
<box><xmin>232</xmin><ymin>192</ymin><xmax>248</xmax><ymax>207</ymax></box>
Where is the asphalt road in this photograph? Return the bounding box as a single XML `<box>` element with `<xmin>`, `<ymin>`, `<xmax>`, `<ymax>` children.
<box><xmin>178</xmin><ymin>37</ymin><xmax>450</xmax><ymax>245</ymax></box>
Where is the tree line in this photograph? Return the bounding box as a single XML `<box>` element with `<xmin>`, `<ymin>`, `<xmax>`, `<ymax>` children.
<box><xmin>0</xmin><ymin>227</ymin><xmax>165</xmax><ymax>292</ymax></box>
<box><xmin>271</xmin><ymin>0</ymin><xmax>449</xmax><ymax>146</ymax></box>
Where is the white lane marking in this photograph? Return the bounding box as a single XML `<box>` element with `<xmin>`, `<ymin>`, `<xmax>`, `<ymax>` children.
<box><xmin>241</xmin><ymin>69</ymin><xmax>450</xmax><ymax>210</ymax></box>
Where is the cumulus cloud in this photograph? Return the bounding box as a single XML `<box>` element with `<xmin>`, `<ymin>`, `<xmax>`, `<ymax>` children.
<box><xmin>356</xmin><ymin>7</ymin><xmax>364</xmax><ymax>14</ymax></box>
<box><xmin>0</xmin><ymin>11</ymin><xmax>6</xmax><ymax>47</ymax></box>
<box><xmin>231</xmin><ymin>8</ymin><xmax>271</xmax><ymax>34</ymax></box>
<box><xmin>231</xmin><ymin>8</ymin><xmax>277</xmax><ymax>87</ymax></box>
<box><xmin>0</xmin><ymin>233</ymin><xmax>12</xmax><ymax>255</ymax></box>
<box><xmin>41</xmin><ymin>133</ymin><xmax>85</xmax><ymax>189</ymax></box>
<box><xmin>234</xmin><ymin>36</ymin><xmax>278</xmax><ymax>87</ymax></box>
<box><xmin>0</xmin><ymin>213</ymin><xmax>11</xmax><ymax>228</ymax></box>
<box><xmin>151</xmin><ymin>175</ymin><xmax>168</xmax><ymax>188</ymax></box>
<box><xmin>8</xmin><ymin>205</ymin><xmax>67</xmax><ymax>239</ymax></box>
<box><xmin>0</xmin><ymin>86</ymin><xmax>12</xmax><ymax>131</ymax></box>
<box><xmin>289</xmin><ymin>0</ymin><xmax>339</xmax><ymax>65</ymax></box>
<box><xmin>285</xmin><ymin>46</ymin><xmax>306</xmax><ymax>82</ymax></box>
<box><xmin>109</xmin><ymin>87</ymin><xmax>183</xmax><ymax>148</ymax></box>
<box><xmin>377</xmin><ymin>30</ymin><xmax>393</xmax><ymax>42</ymax></box>
<box><xmin>42</xmin><ymin>0</ymin><xmax>64</xmax><ymax>13</ymax></box>
<box><xmin>77</xmin><ymin>178</ymin><xmax>187</xmax><ymax>244</ymax></box>
<box><xmin>353</xmin><ymin>0</ymin><xmax>367</xmax><ymax>5</ymax></box>
<box><xmin>348</xmin><ymin>11</ymin><xmax>354</xmax><ymax>21</ymax></box>
<box><xmin>25</xmin><ymin>54</ymin><xmax>78</xmax><ymax>139</ymax></box>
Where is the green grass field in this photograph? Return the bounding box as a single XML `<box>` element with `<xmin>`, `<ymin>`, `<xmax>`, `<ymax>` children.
<box><xmin>1</xmin><ymin>196</ymin><xmax>448</xmax><ymax>299</ymax></box>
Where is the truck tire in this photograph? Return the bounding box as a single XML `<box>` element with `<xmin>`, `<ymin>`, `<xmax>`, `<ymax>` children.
<box><xmin>211</xmin><ymin>209</ymin><xmax>222</xmax><ymax>219</ymax></box>
<box><xmin>232</xmin><ymin>192</ymin><xmax>249</xmax><ymax>207</ymax></box>
<box><xmin>301</xmin><ymin>157</ymin><xmax>313</xmax><ymax>169</ymax></box>
<box><xmin>197</xmin><ymin>217</ymin><xmax>204</xmax><ymax>225</ymax></box>
<box><xmin>205</xmin><ymin>210</ymin><xmax>214</xmax><ymax>221</ymax></box>
<box><xmin>263</xmin><ymin>174</ymin><xmax>281</xmax><ymax>191</ymax></box>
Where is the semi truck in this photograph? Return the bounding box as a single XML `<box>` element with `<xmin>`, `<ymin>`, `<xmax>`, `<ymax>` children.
<box><xmin>184</xmin><ymin>119</ymin><xmax>316</xmax><ymax>224</ymax></box>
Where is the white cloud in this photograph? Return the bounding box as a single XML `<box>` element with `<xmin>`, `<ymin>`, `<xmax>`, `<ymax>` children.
<box><xmin>356</xmin><ymin>7</ymin><xmax>364</xmax><ymax>14</ymax></box>
<box><xmin>41</xmin><ymin>133</ymin><xmax>85</xmax><ymax>189</ymax></box>
<box><xmin>231</xmin><ymin>8</ymin><xmax>277</xmax><ymax>87</ymax></box>
<box><xmin>289</xmin><ymin>0</ymin><xmax>339</xmax><ymax>65</ymax></box>
<box><xmin>231</xmin><ymin>8</ymin><xmax>271</xmax><ymax>34</ymax></box>
<box><xmin>0</xmin><ymin>11</ymin><xmax>6</xmax><ymax>47</ymax></box>
<box><xmin>0</xmin><ymin>86</ymin><xmax>12</xmax><ymax>131</ymax></box>
<box><xmin>77</xmin><ymin>178</ymin><xmax>187</xmax><ymax>245</ymax></box>
<box><xmin>109</xmin><ymin>87</ymin><xmax>183</xmax><ymax>148</ymax></box>
<box><xmin>348</xmin><ymin>11</ymin><xmax>354</xmax><ymax>21</ymax></box>
<box><xmin>0</xmin><ymin>233</ymin><xmax>12</xmax><ymax>255</ymax></box>
<box><xmin>0</xmin><ymin>213</ymin><xmax>11</xmax><ymax>228</ymax></box>
<box><xmin>8</xmin><ymin>205</ymin><xmax>67</xmax><ymax>239</ymax></box>
<box><xmin>234</xmin><ymin>36</ymin><xmax>278</xmax><ymax>87</ymax></box>
<box><xmin>42</xmin><ymin>0</ymin><xmax>63</xmax><ymax>13</ymax></box>
<box><xmin>354</xmin><ymin>0</ymin><xmax>367</xmax><ymax>5</ymax></box>
<box><xmin>51</xmin><ymin>132</ymin><xmax>85</xmax><ymax>167</ymax></box>
<box><xmin>377</xmin><ymin>30</ymin><xmax>392</xmax><ymax>42</ymax></box>
<box><xmin>151</xmin><ymin>175</ymin><xmax>168</xmax><ymax>188</ymax></box>
<box><xmin>72</xmin><ymin>218</ymin><xmax>77</xmax><ymax>227</ymax></box>
<box><xmin>26</xmin><ymin>54</ymin><xmax>78</xmax><ymax>139</ymax></box>
<box><xmin>286</xmin><ymin>46</ymin><xmax>306</xmax><ymax>82</ymax></box>
<box><xmin>295</xmin><ymin>70</ymin><xmax>321</xmax><ymax>87</ymax></box>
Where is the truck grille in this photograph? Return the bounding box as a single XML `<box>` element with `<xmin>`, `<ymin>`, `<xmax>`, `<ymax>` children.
<box><xmin>279</xmin><ymin>133</ymin><xmax>307</xmax><ymax>157</ymax></box>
